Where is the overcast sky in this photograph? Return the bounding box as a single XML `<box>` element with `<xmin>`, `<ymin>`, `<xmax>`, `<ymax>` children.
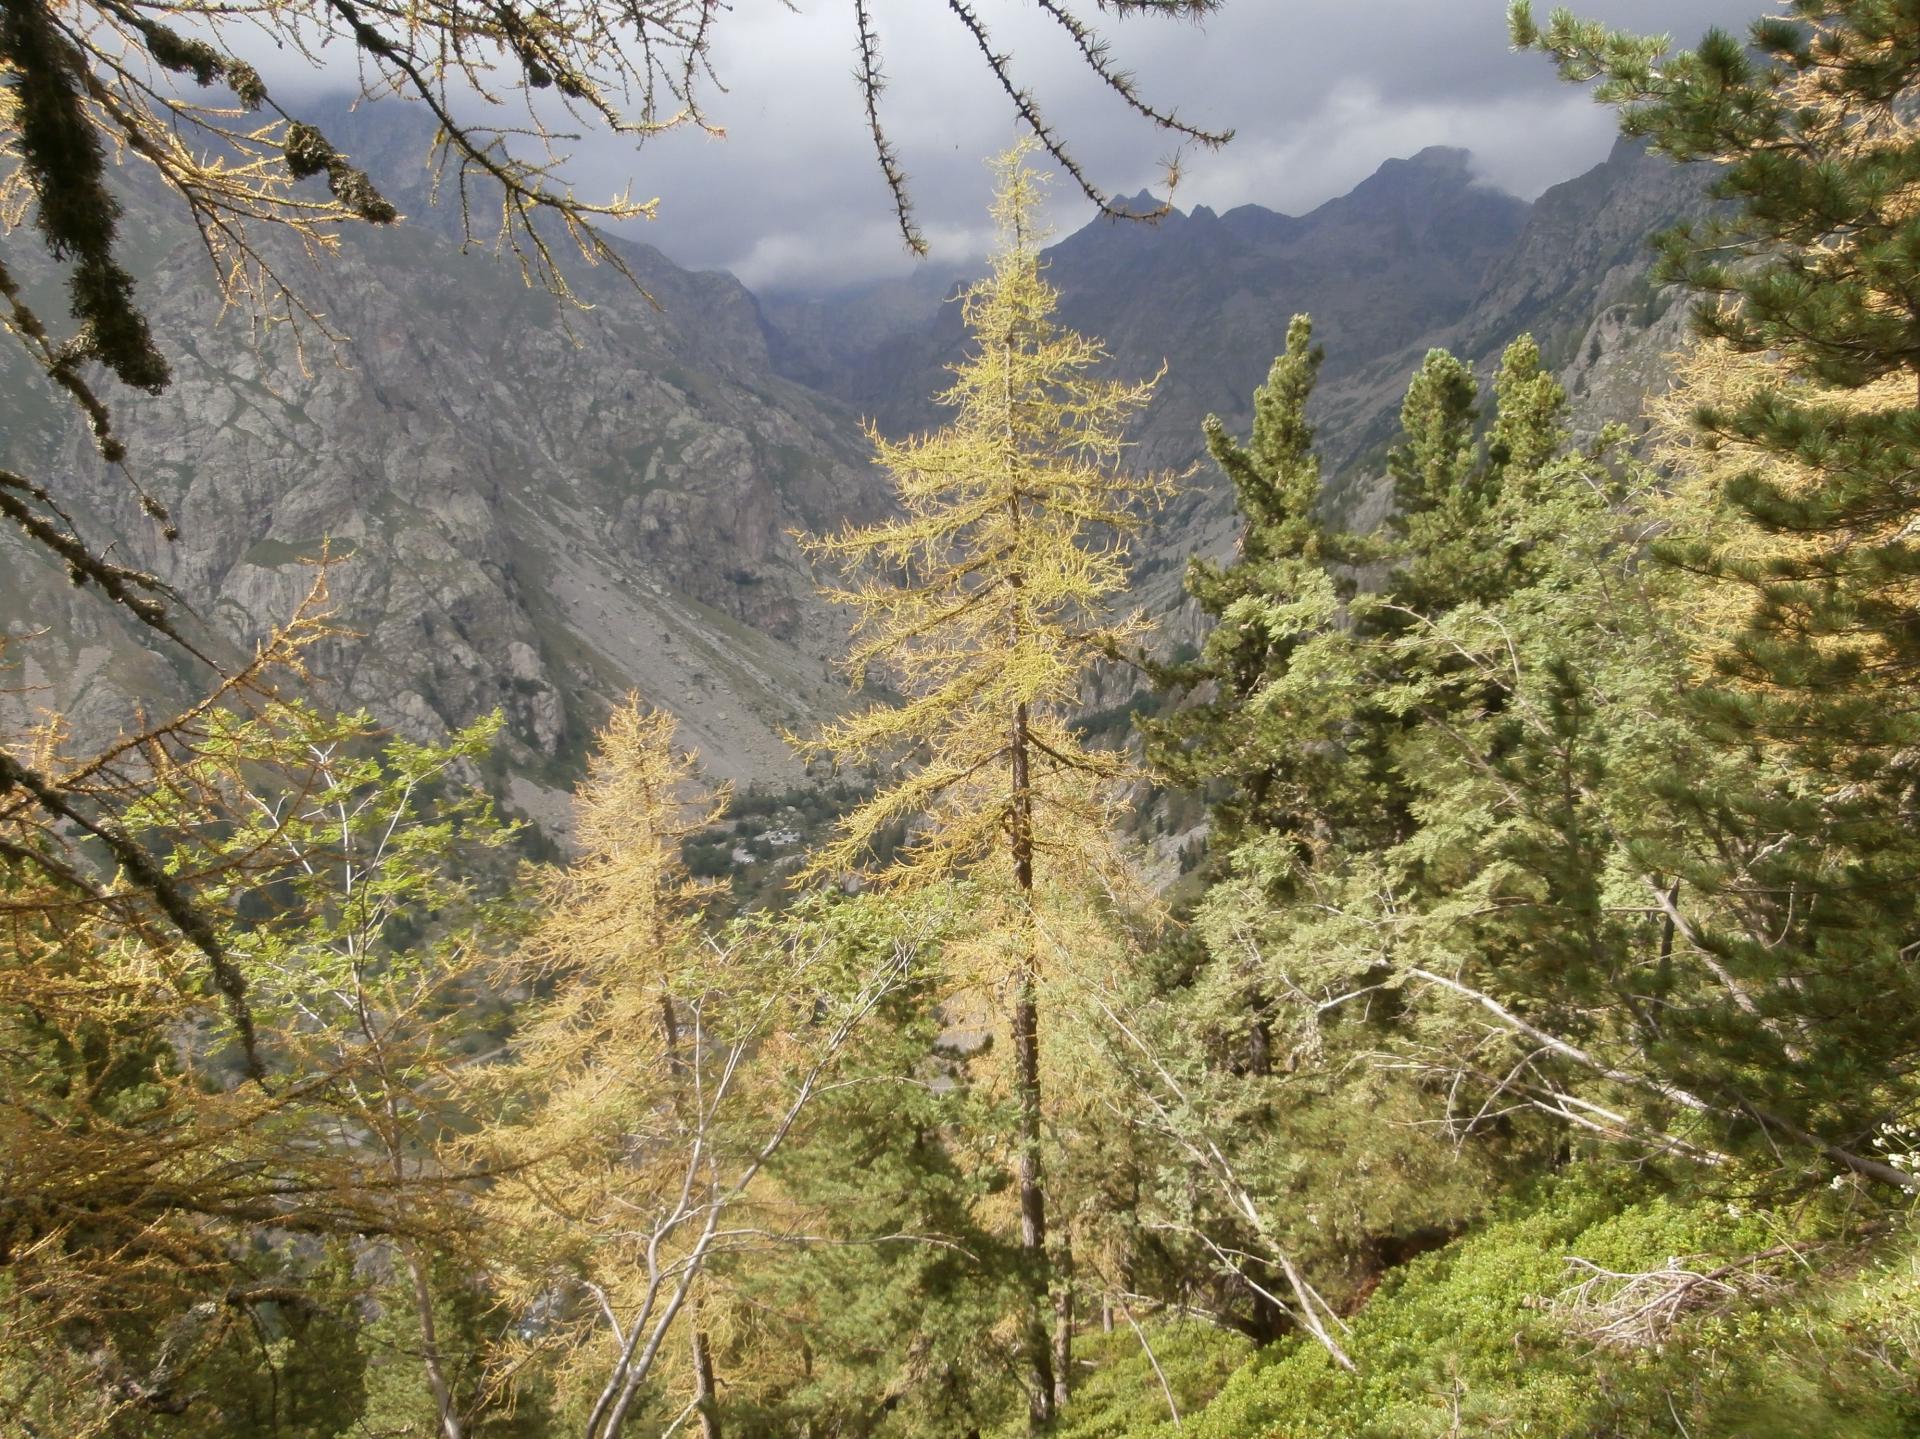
<box><xmin>576</xmin><ymin>0</ymin><xmax>1764</xmax><ymax>292</ymax></box>
<box><xmin>302</xmin><ymin>1</ymin><xmax>1764</xmax><ymax>293</ymax></box>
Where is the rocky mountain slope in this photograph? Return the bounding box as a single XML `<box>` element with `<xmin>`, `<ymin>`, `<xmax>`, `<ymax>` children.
<box><xmin>2</xmin><ymin>121</ymin><xmax>1710</xmax><ymax>823</ymax></box>
<box><xmin>1</xmin><ymin>137</ymin><xmax>884</xmax><ymax>826</ymax></box>
<box><xmin>761</xmin><ymin>139</ymin><xmax>1707</xmax><ymax>594</ymax></box>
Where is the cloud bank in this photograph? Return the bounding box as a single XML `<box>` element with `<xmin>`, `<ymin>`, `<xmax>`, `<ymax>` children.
<box><xmin>286</xmin><ymin>0</ymin><xmax>1764</xmax><ymax>292</ymax></box>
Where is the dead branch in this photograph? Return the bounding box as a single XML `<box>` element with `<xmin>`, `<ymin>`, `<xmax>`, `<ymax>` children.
<box><xmin>1550</xmin><ymin>1245</ymin><xmax>1799</xmax><ymax>1350</ymax></box>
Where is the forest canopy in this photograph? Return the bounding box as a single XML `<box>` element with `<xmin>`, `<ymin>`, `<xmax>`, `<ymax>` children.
<box><xmin>9</xmin><ymin>1</ymin><xmax>1920</xmax><ymax>1436</ymax></box>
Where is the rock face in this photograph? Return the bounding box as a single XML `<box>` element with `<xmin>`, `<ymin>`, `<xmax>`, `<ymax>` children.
<box><xmin>2</xmin><ymin>150</ymin><xmax>880</xmax><ymax>820</ymax></box>
<box><xmin>2</xmin><ymin>122</ymin><xmax>1710</xmax><ymax>820</ymax></box>
<box><xmin>1456</xmin><ymin>138</ymin><xmax>1709</xmax><ymax>380</ymax></box>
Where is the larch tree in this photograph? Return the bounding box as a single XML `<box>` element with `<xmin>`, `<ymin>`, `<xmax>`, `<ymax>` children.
<box><xmin>471</xmin><ymin>701</ymin><xmax>921</xmax><ymax>1439</ymax></box>
<box><xmin>0</xmin><ymin>0</ymin><xmax>1231</xmax><ymax>1054</ymax></box>
<box><xmin>794</xmin><ymin>140</ymin><xmax>1175</xmax><ymax>1428</ymax></box>
<box><xmin>468</xmin><ymin>700</ymin><xmax>722</xmax><ymax>1438</ymax></box>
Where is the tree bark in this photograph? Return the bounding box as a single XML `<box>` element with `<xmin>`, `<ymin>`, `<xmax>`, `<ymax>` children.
<box><xmin>1051</xmin><ymin>1243</ymin><xmax>1073</xmax><ymax>1414</ymax></box>
<box><xmin>662</xmin><ymin>991</ymin><xmax>720</xmax><ymax>1439</ymax></box>
<box><xmin>691</xmin><ymin>1324</ymin><xmax>721</xmax><ymax>1439</ymax></box>
<box><xmin>402</xmin><ymin>1245</ymin><xmax>464</xmax><ymax>1439</ymax></box>
<box><xmin>1010</xmin><ymin>699</ymin><xmax>1057</xmax><ymax>1427</ymax></box>
<box><xmin>1011</xmin><ymin>978</ymin><xmax>1056</xmax><ymax>1426</ymax></box>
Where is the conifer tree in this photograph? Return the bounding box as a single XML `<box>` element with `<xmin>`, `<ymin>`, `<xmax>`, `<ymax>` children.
<box><xmin>796</xmin><ymin>139</ymin><xmax>1174</xmax><ymax>1427</ymax></box>
<box><xmin>473</xmin><ymin>702</ymin><xmax>919</xmax><ymax>1438</ymax></box>
<box><xmin>1146</xmin><ymin>314</ymin><xmax>1351</xmax><ymax>858</ymax></box>
<box><xmin>468</xmin><ymin>701</ymin><xmax>721</xmax><ymax>1436</ymax></box>
<box><xmin>1138</xmin><ymin>330</ymin><xmax>1597</xmax><ymax>1346</ymax></box>
<box><xmin>1486</xmin><ymin>334</ymin><xmax>1573</xmax><ymax>489</ymax></box>
<box><xmin>1153</xmin><ymin>330</ymin><xmax>1580</xmax><ymax>896</ymax></box>
<box><xmin>1509</xmin><ymin>5</ymin><xmax>1920</xmax><ymax>724</ymax></box>
<box><xmin>1322</xmin><ymin>341</ymin><xmax>1573</xmax><ymax>880</ymax></box>
<box><xmin>1387</xmin><ymin>349</ymin><xmax>1499</xmax><ymax>613</ymax></box>
<box><xmin>1382</xmin><ymin>337</ymin><xmax>1576</xmax><ymax>619</ymax></box>
<box><xmin>720</xmin><ymin>897</ymin><xmax>1023</xmax><ymax>1439</ymax></box>
<box><xmin>1512</xmin><ymin>0</ymin><xmax>1920</xmax><ymax>1191</ymax></box>
<box><xmin>1389</xmin><ymin>351</ymin><xmax>1479</xmax><ymax>524</ymax></box>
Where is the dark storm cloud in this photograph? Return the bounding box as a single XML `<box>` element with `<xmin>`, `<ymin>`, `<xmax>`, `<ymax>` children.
<box><xmin>287</xmin><ymin>0</ymin><xmax>1764</xmax><ymax>292</ymax></box>
<box><xmin>579</xmin><ymin>0</ymin><xmax>1763</xmax><ymax>292</ymax></box>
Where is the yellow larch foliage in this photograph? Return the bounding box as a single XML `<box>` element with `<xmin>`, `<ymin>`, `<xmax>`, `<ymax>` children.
<box><xmin>467</xmin><ymin>699</ymin><xmax>916</xmax><ymax>1439</ymax></box>
<box><xmin>792</xmin><ymin>138</ymin><xmax>1174</xmax><ymax>1426</ymax></box>
<box><xmin>793</xmin><ymin>139</ymin><xmax>1172</xmax><ymax>927</ymax></box>
<box><xmin>467</xmin><ymin>699</ymin><xmax>727</xmax><ymax>1421</ymax></box>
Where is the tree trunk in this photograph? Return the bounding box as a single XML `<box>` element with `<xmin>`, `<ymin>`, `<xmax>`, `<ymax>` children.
<box><xmin>662</xmin><ymin>993</ymin><xmax>721</xmax><ymax>1439</ymax></box>
<box><xmin>402</xmin><ymin>1245</ymin><xmax>464</xmax><ymax>1439</ymax></box>
<box><xmin>1011</xmin><ymin>977</ymin><xmax>1056</xmax><ymax>1426</ymax></box>
<box><xmin>691</xmin><ymin>1324</ymin><xmax>721</xmax><ymax>1439</ymax></box>
<box><xmin>1051</xmin><ymin>1243</ymin><xmax>1073</xmax><ymax>1414</ymax></box>
<box><xmin>1246</xmin><ymin>997</ymin><xmax>1274</xmax><ymax>1077</ymax></box>
<box><xmin>1010</xmin><ymin>700</ymin><xmax>1057</xmax><ymax>1427</ymax></box>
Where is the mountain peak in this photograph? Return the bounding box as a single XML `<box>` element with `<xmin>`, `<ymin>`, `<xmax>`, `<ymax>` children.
<box><xmin>1111</xmin><ymin>189</ymin><xmax>1175</xmax><ymax>218</ymax></box>
<box><xmin>1408</xmin><ymin>144</ymin><xmax>1475</xmax><ymax>170</ymax></box>
<box><xmin>1335</xmin><ymin>145</ymin><xmax>1523</xmax><ymax>221</ymax></box>
<box><xmin>1365</xmin><ymin>145</ymin><xmax>1477</xmax><ymax>187</ymax></box>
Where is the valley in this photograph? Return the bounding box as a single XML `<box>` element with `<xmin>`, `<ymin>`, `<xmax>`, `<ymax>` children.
<box><xmin>2</xmin><ymin>119</ymin><xmax>1704</xmax><ymax>818</ymax></box>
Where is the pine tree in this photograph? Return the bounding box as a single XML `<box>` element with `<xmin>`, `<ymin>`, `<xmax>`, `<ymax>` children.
<box><xmin>719</xmin><ymin>897</ymin><xmax>1025</xmax><ymax>1439</ymax></box>
<box><xmin>795</xmin><ymin>139</ymin><xmax>1174</xmax><ymax>1427</ymax></box>
<box><xmin>1486</xmin><ymin>334</ymin><xmax>1573</xmax><ymax>489</ymax></box>
<box><xmin>1351</xmin><ymin>339</ymin><xmax>1582</xmax><ymax>875</ymax></box>
<box><xmin>1389</xmin><ymin>350</ymin><xmax>1478</xmax><ymax>523</ymax></box>
<box><xmin>1510</xmin><ymin>5</ymin><xmax>1920</xmax><ymax>721</ymax></box>
<box><xmin>1512</xmin><ymin>0</ymin><xmax>1920</xmax><ymax>1191</ymax></box>
<box><xmin>1388</xmin><ymin>348</ymin><xmax>1499</xmax><ymax>614</ymax></box>
<box><xmin>1136</xmin><ymin>329</ymin><xmax>1600</xmax><ymax>1344</ymax></box>
<box><xmin>1146</xmin><ymin>314</ymin><xmax>1352</xmax><ymax>859</ymax></box>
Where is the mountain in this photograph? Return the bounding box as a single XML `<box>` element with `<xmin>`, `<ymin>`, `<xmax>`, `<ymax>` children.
<box><xmin>768</xmin><ymin>147</ymin><xmax>1531</xmax><ymax>469</ymax></box>
<box><xmin>759</xmin><ymin>140</ymin><xmax>1708</xmax><ymax>593</ymax></box>
<box><xmin>1</xmin><ymin>122</ymin><xmax>1711</xmax><ymax>826</ymax></box>
<box><xmin>0</xmin><ymin>124</ymin><xmax>885</xmax><ymax>827</ymax></box>
<box><xmin>1455</xmin><ymin>136</ymin><xmax>1709</xmax><ymax>374</ymax></box>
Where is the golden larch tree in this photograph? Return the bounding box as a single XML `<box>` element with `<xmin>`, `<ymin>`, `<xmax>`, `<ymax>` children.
<box><xmin>470</xmin><ymin>701</ymin><xmax>917</xmax><ymax>1439</ymax></box>
<box><xmin>794</xmin><ymin>139</ymin><xmax>1173</xmax><ymax>1428</ymax></box>
<box><xmin>468</xmin><ymin>700</ymin><xmax>725</xmax><ymax>1439</ymax></box>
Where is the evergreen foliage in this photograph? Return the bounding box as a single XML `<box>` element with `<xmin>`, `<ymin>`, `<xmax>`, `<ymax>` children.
<box><xmin>1113</xmin><ymin>1175</ymin><xmax>1918</xmax><ymax>1439</ymax></box>
<box><xmin>1504</xmin><ymin>0</ymin><xmax>1920</xmax><ymax>1187</ymax></box>
<box><xmin>1145</xmin><ymin>314</ymin><xmax>1350</xmax><ymax>858</ymax></box>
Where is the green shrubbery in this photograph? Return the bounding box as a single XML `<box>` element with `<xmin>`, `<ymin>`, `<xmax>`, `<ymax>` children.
<box><xmin>1049</xmin><ymin>1322</ymin><xmax>1252</xmax><ymax>1439</ymax></box>
<box><xmin>1058</xmin><ymin>1173</ymin><xmax>1920</xmax><ymax>1439</ymax></box>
